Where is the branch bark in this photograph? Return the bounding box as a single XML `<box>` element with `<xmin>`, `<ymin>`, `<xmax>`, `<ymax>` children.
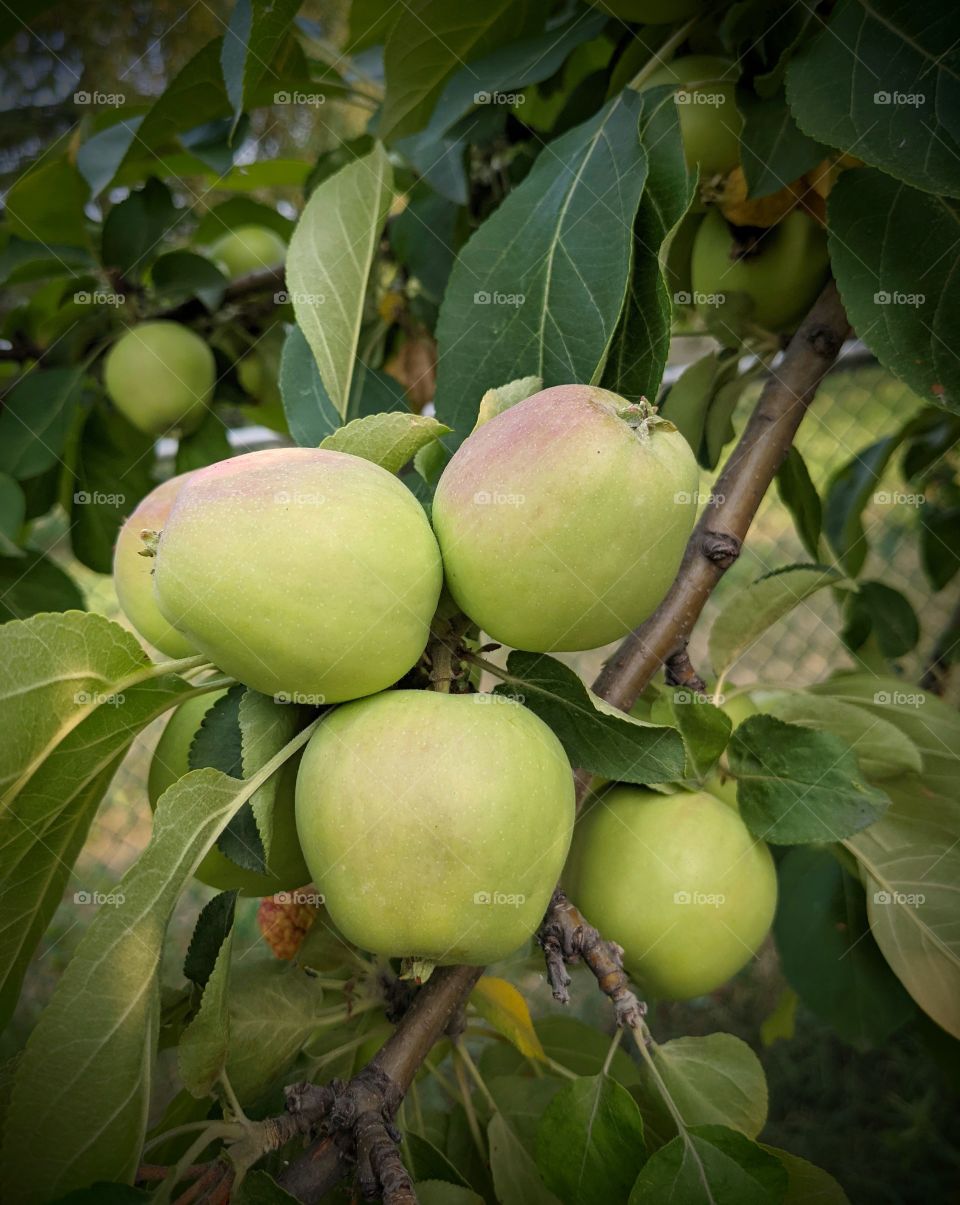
<box><xmin>276</xmin><ymin>280</ymin><xmax>850</xmax><ymax>1202</ymax></box>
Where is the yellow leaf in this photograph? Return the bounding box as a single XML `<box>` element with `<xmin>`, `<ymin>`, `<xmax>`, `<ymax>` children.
<box><xmin>761</xmin><ymin>987</ymin><xmax>797</xmax><ymax>1047</ymax></box>
<box><xmin>471</xmin><ymin>976</ymin><xmax>545</xmax><ymax>1061</ymax></box>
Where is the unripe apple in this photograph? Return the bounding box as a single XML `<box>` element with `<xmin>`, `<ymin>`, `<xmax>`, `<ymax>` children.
<box><xmin>431</xmin><ymin>386</ymin><xmax>698</xmax><ymax>652</ymax></box>
<box><xmin>691</xmin><ymin>208</ymin><xmax>830</xmax><ymax>335</ymax></box>
<box><xmin>641</xmin><ymin>56</ymin><xmax>742</xmax><ymax>178</ymax></box>
<box><xmin>209</xmin><ymin>225</ymin><xmax>286</xmax><ymax>280</ymax></box>
<box><xmin>295</xmin><ymin>690</ymin><xmax>575</xmax><ymax>965</ymax></box>
<box><xmin>113</xmin><ymin>472</ymin><xmax>197</xmax><ymax>658</ymax></box>
<box><xmin>565</xmin><ymin>786</ymin><xmax>776</xmax><ymax>999</ymax></box>
<box><xmin>153</xmin><ymin>448</ymin><xmax>443</xmax><ymax>701</ymax></box>
<box><xmin>103</xmin><ymin>321</ymin><xmax>215</xmax><ymax>437</ymax></box>
<box><xmin>148</xmin><ymin>691</ymin><xmax>310</xmax><ymax>895</ymax></box>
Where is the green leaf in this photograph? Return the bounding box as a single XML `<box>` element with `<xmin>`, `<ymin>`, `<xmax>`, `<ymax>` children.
<box><xmin>920</xmin><ymin>505</ymin><xmax>960</xmax><ymax>590</ymax></box>
<box><xmin>232</xmin><ymin>1169</ymin><xmax>302</xmax><ymax>1204</ymax></box>
<box><xmin>279</xmin><ymin>324</ymin><xmax>341</xmax><ymax>446</ymax></box>
<box><xmin>151</xmin><ymin>251</ymin><xmax>227</xmax><ymax>311</ymax></box>
<box><xmin>631</xmin><ymin>1034</ymin><xmax>768</xmax><ymax>1151</ymax></box>
<box><xmin>709</xmin><ymin>565</ymin><xmax>846</xmax><ymax>680</ymax></box>
<box><xmin>404</xmin><ymin>1132</ymin><xmax>472</xmax><ymax>1189</ymax></box>
<box><xmin>602</xmin><ymin>90</ymin><xmax>696</xmax><ymax>402</ymax></box>
<box><xmin>750</xmin><ymin>690</ymin><xmax>922</xmax><ymax>781</ymax></box>
<box><xmin>494</xmin><ymin>652</ymin><xmax>685</xmax><ymax>785</ymax></box>
<box><xmin>843</xmin><ymin>582</ymin><xmax>919</xmax><ymax>658</ymax></box>
<box><xmin>827</xmin><ymin>170</ymin><xmax>959</xmax><ymax>414</ymax></box>
<box><xmin>823</xmin><ymin>432</ymin><xmax>903</xmax><ymax>574</ymax></box>
<box><xmin>5</xmin><ymin>157</ymin><xmax>89</xmax><ymax>247</ymax></box>
<box><xmin>415</xmin><ymin>1185</ymin><xmax>484</xmax><ymax>1205</ymax></box>
<box><xmin>286</xmin><ymin>142</ymin><xmax>393</xmax><ymax>420</ymax></box>
<box><xmin>488</xmin><ymin>1111</ymin><xmax>560</xmax><ymax>1205</ymax></box>
<box><xmin>775</xmin><ymin>447</ymin><xmax>822</xmax><ymax>560</ymax></box>
<box><xmin>0</xmin><ymin>368</ymin><xmax>84</xmax><ymax>480</ymax></box>
<box><xmin>224</xmin><ymin>960</ymin><xmax>328</xmax><ymax>1104</ymax></box>
<box><xmin>488</xmin><ymin>1076</ymin><xmax>564</xmax><ymax>1151</ymax></box>
<box><xmin>774</xmin><ymin>846</ymin><xmax>915</xmax><ymax>1047</ymax></box>
<box><xmin>178</xmin><ymin>920</ymin><xmax>234</xmax><ymax>1097</ymax></box>
<box><xmin>629</xmin><ymin>1125</ymin><xmax>787</xmax><ymax>1204</ymax></box>
<box><xmin>0</xmin><ymin>472</ymin><xmax>25</xmax><ymax>552</ymax></box>
<box><xmin>0</xmin><ymin>553</ymin><xmax>85</xmax><ymax>621</ymax></box>
<box><xmin>480</xmin><ymin>1016</ymin><xmax>642</xmax><ymax>1087</ymax></box>
<box><xmin>435</xmin><ymin>92</ymin><xmax>648</xmax><ymax>437</ymax></box>
<box><xmin>650</xmin><ymin>689</ymin><xmax>731</xmax><ymax>782</ymax></box>
<box><xmin>0</xmin><ymin>612</ymin><xmax>195</xmax><ymax>1029</ymax></box>
<box><xmin>473</xmin><ymin>376</ymin><xmax>543</xmax><ymax>430</ymax></box>
<box><xmin>760</xmin><ymin>1146</ymin><xmax>850</xmax><ymax>1205</ymax></box>
<box><xmin>729</xmin><ymin>714</ymin><xmax>889</xmax><ymax>844</ymax></box>
<box><xmin>659</xmin><ymin>352</ymin><xmax>724</xmax><ymax>463</ymax></box>
<box><xmin>319</xmin><ymin>412</ymin><xmax>450</xmax><ymax>474</ymax></box>
<box><xmin>101</xmin><ymin>178</ymin><xmax>178</xmax><ymax>278</ymax></box>
<box><xmin>184</xmin><ymin>890</ymin><xmax>239</xmax><ymax>988</ymax></box>
<box><xmin>536</xmin><ymin>1075</ymin><xmax>646</xmax><ymax>1205</ymax></box>
<box><xmin>196</xmin><ymin>198</ymin><xmax>293</xmax><ymax>244</ymax></box>
<box><xmin>0</xmin><ymin>767</ymin><xmax>262</xmax><ymax>1199</ymax></box>
<box><xmin>852</xmin><ymin>840</ymin><xmax>960</xmax><ymax>1040</ymax></box>
<box><xmin>70</xmin><ymin>402</ymin><xmax>157</xmax><ymax>574</ymax></box>
<box><xmin>222</xmin><ymin>0</ymin><xmax>301</xmax><ymax>123</ymax></box>
<box><xmin>239</xmin><ymin>688</ymin><xmax>303</xmax><ymax>866</ymax></box>
<box><xmin>77</xmin><ymin>119</ymin><xmax>144</xmax><ymax>197</ymax></box>
<box><xmin>738</xmin><ymin>87</ymin><xmax>825</xmax><ymax>199</ymax></box>
<box><xmin>786</xmin><ymin>0</ymin><xmax>960</xmax><ymax>197</ymax></box>
<box><xmin>175</xmin><ymin>410</ymin><xmax>232</xmax><ymax>475</ymax></box>
<box><xmin>379</xmin><ymin>0</ymin><xmax>547</xmax><ymax>142</ymax></box>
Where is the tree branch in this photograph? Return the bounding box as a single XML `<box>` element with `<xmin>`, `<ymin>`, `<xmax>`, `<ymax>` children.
<box><xmin>275</xmin><ymin>280</ymin><xmax>850</xmax><ymax>1203</ymax></box>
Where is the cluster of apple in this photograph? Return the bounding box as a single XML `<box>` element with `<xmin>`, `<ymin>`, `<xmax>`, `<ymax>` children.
<box><xmin>640</xmin><ymin>55</ymin><xmax>838</xmax><ymax>339</ymax></box>
<box><xmin>112</xmin><ymin>381</ymin><xmax>775</xmax><ymax>998</ymax></box>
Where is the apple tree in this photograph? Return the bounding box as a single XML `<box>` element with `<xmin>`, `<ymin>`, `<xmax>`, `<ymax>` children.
<box><xmin>0</xmin><ymin>1</ymin><xmax>958</xmax><ymax>1203</ymax></box>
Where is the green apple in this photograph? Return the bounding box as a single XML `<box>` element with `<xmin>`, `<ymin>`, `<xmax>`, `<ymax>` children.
<box><xmin>149</xmin><ymin>691</ymin><xmax>310</xmax><ymax>895</ymax></box>
<box><xmin>295</xmin><ymin>690</ymin><xmax>575</xmax><ymax>965</ymax></box>
<box><xmin>565</xmin><ymin>785</ymin><xmax>777</xmax><ymax>999</ymax></box>
<box><xmin>209</xmin><ymin>225</ymin><xmax>286</xmax><ymax>280</ymax></box>
<box><xmin>103</xmin><ymin>321</ymin><xmax>215</xmax><ymax>437</ymax></box>
<box><xmin>691</xmin><ymin>208</ymin><xmax>830</xmax><ymax>334</ymax></box>
<box><xmin>431</xmin><ymin>385</ymin><xmax>698</xmax><ymax>652</ymax></box>
<box><xmin>153</xmin><ymin>448</ymin><xmax>443</xmax><ymax>701</ymax></box>
<box><xmin>113</xmin><ymin>472</ymin><xmax>197</xmax><ymax>658</ymax></box>
<box><xmin>641</xmin><ymin>56</ymin><xmax>742</xmax><ymax>177</ymax></box>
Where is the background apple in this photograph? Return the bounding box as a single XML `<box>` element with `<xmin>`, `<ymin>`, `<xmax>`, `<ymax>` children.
<box><xmin>153</xmin><ymin>447</ymin><xmax>443</xmax><ymax>701</ymax></box>
<box><xmin>148</xmin><ymin>690</ymin><xmax>310</xmax><ymax>895</ymax></box>
<box><xmin>209</xmin><ymin>225</ymin><xmax>286</xmax><ymax>280</ymax></box>
<box><xmin>295</xmin><ymin>690</ymin><xmax>575</xmax><ymax>966</ymax></box>
<box><xmin>103</xmin><ymin>321</ymin><xmax>215</xmax><ymax>436</ymax></box>
<box><xmin>641</xmin><ymin>56</ymin><xmax>742</xmax><ymax>178</ymax></box>
<box><xmin>692</xmin><ymin>208</ymin><xmax>830</xmax><ymax>334</ymax></box>
<box><xmin>432</xmin><ymin>385</ymin><xmax>698</xmax><ymax>652</ymax></box>
<box><xmin>565</xmin><ymin>785</ymin><xmax>777</xmax><ymax>999</ymax></box>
